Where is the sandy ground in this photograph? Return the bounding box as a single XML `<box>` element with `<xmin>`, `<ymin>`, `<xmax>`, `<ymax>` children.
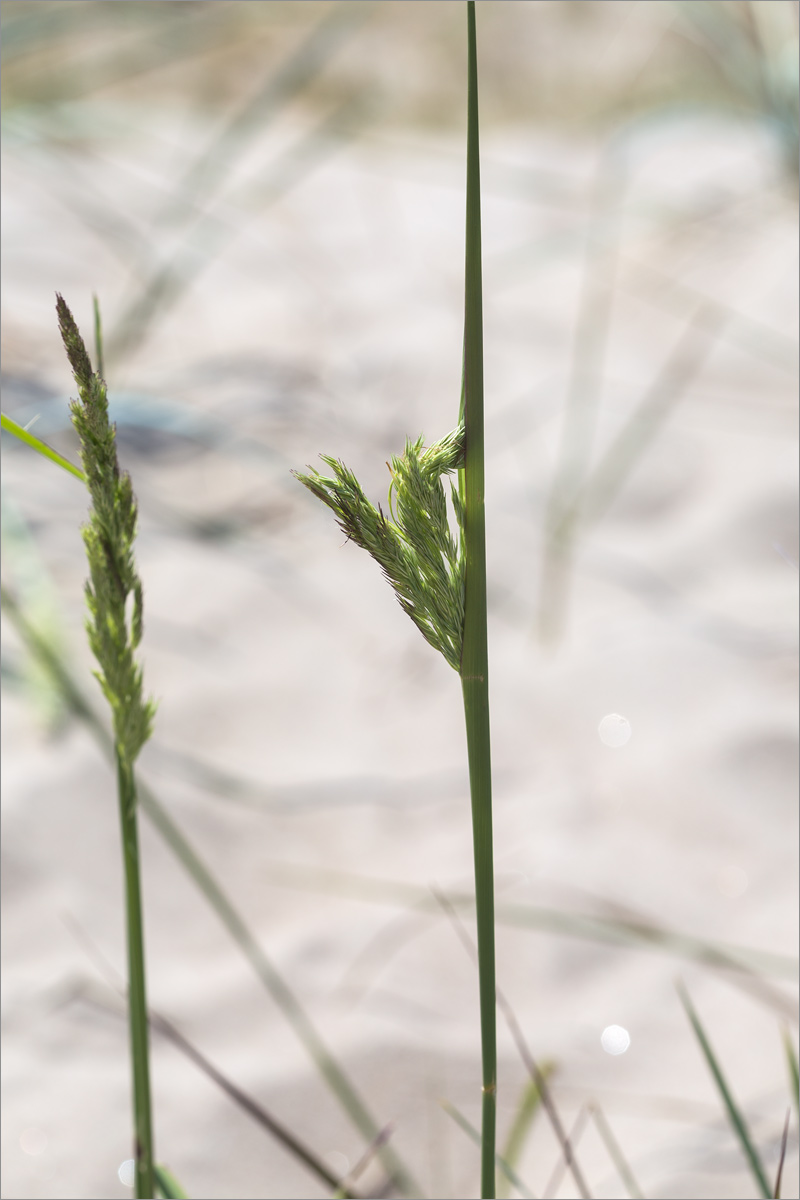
<box><xmin>2</xmin><ymin>88</ymin><xmax>798</xmax><ymax>1200</ymax></box>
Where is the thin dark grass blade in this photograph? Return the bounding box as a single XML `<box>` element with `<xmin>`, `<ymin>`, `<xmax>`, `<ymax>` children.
<box><xmin>677</xmin><ymin>981</ymin><xmax>772</xmax><ymax>1198</ymax></box>
<box><xmin>772</xmin><ymin>1107</ymin><xmax>791</xmax><ymax>1200</ymax></box>
<box><xmin>75</xmin><ymin>978</ymin><xmax>358</xmax><ymax>1200</ymax></box>
<box><xmin>153</xmin><ymin>1164</ymin><xmax>188</xmax><ymax>1200</ymax></box>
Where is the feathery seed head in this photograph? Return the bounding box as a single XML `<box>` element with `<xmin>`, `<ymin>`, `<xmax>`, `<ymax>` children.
<box><xmin>57</xmin><ymin>295</ymin><xmax>155</xmax><ymax>771</ymax></box>
<box><xmin>294</xmin><ymin>424</ymin><xmax>465</xmax><ymax>671</ymax></box>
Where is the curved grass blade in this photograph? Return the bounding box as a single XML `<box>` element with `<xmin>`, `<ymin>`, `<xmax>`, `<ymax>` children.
<box><xmin>153</xmin><ymin>1165</ymin><xmax>188</xmax><ymax>1200</ymax></box>
<box><xmin>1</xmin><ymin>411</ymin><xmax>85</xmax><ymax>482</ymax></box>
<box><xmin>677</xmin><ymin>981</ymin><xmax>771</xmax><ymax>1198</ymax></box>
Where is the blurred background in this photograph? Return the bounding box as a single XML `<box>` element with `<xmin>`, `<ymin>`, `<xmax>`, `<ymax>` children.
<box><xmin>2</xmin><ymin>3</ymin><xmax>798</xmax><ymax>1198</ymax></box>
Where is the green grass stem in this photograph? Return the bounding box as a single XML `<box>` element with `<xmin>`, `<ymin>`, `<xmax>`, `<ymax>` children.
<box><xmin>461</xmin><ymin>6</ymin><xmax>497</xmax><ymax>1195</ymax></box>
<box><xmin>677</xmin><ymin>981</ymin><xmax>772</xmax><ymax>1199</ymax></box>
<box><xmin>116</xmin><ymin>749</ymin><xmax>155</xmax><ymax>1199</ymax></box>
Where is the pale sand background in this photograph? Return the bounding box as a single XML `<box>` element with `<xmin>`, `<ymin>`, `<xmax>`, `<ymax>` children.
<box><xmin>2</xmin><ymin>4</ymin><xmax>798</xmax><ymax>1198</ymax></box>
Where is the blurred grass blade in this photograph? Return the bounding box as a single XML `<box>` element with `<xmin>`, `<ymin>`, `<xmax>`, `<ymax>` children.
<box><xmin>497</xmin><ymin>1066</ymin><xmax>554</xmax><ymax>1199</ymax></box>
<box><xmin>773</xmin><ymin>1108</ymin><xmax>790</xmax><ymax>1200</ymax></box>
<box><xmin>677</xmin><ymin>981</ymin><xmax>771</xmax><ymax>1198</ymax></box>
<box><xmin>588</xmin><ymin>1103</ymin><xmax>644</xmax><ymax>1199</ymax></box>
<box><xmin>157</xmin><ymin>1</ymin><xmax>367</xmax><ymax>224</ymax></box>
<box><xmin>782</xmin><ymin>1028</ymin><xmax>799</xmax><ymax>1119</ymax></box>
<box><xmin>1</xmin><ymin>411</ymin><xmax>85</xmax><ymax>481</ymax></box>
<box><xmin>153</xmin><ymin>1165</ymin><xmax>188</xmax><ymax>1200</ymax></box>
<box><xmin>257</xmin><ymin>859</ymin><xmax>797</xmax><ymax>982</ymax></box>
<box><xmin>93</xmin><ymin>293</ymin><xmax>105</xmax><ymax>380</ymax></box>
<box><xmin>0</xmin><ymin>585</ymin><xmax>421</xmax><ymax>1200</ymax></box>
<box><xmin>441</xmin><ymin>1100</ymin><xmax>537</xmax><ymax>1199</ymax></box>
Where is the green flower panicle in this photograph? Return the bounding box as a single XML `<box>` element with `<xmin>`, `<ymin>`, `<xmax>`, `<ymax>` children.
<box><xmin>294</xmin><ymin>422</ymin><xmax>466</xmax><ymax>670</ymax></box>
<box><xmin>56</xmin><ymin>294</ymin><xmax>155</xmax><ymax>771</ymax></box>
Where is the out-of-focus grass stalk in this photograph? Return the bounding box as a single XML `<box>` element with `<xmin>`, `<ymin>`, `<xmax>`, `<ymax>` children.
<box><xmin>497</xmin><ymin>1066</ymin><xmax>554</xmax><ymax>1200</ymax></box>
<box><xmin>460</xmin><ymin>7</ymin><xmax>496</xmax><ymax>1194</ymax></box>
<box><xmin>677</xmin><ymin>981</ymin><xmax>772</xmax><ymax>1199</ymax></box>
<box><xmin>782</xmin><ymin>1028</ymin><xmax>799</xmax><ymax>1119</ymax></box>
<box><xmin>588</xmin><ymin>1103</ymin><xmax>644</xmax><ymax>1200</ymax></box>
<box><xmin>56</xmin><ymin>294</ymin><xmax>156</xmax><ymax>1198</ymax></box>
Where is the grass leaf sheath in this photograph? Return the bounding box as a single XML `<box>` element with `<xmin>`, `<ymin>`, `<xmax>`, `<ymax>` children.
<box><xmin>57</xmin><ymin>294</ymin><xmax>156</xmax><ymax>1199</ymax></box>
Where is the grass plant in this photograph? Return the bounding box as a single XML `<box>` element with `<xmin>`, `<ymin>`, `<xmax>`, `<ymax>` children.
<box><xmin>295</xmin><ymin>4</ymin><xmax>498</xmax><ymax>1193</ymax></box>
<box><xmin>1</xmin><ymin>4</ymin><xmax>797</xmax><ymax>1198</ymax></box>
<box><xmin>55</xmin><ymin>295</ymin><xmax>156</xmax><ymax>1198</ymax></box>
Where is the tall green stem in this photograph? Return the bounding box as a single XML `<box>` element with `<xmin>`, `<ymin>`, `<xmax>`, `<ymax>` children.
<box><xmin>117</xmin><ymin>751</ymin><xmax>155</xmax><ymax>1199</ymax></box>
<box><xmin>460</xmin><ymin>5</ymin><xmax>497</xmax><ymax>1197</ymax></box>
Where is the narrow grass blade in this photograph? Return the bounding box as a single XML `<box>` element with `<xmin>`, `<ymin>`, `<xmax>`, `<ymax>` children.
<box><xmin>441</xmin><ymin>1100</ymin><xmax>537</xmax><ymax>1199</ymax></box>
<box><xmin>460</xmin><ymin>5</ymin><xmax>497</xmax><ymax>1196</ymax></box>
<box><xmin>254</xmin><ymin>860</ymin><xmax>797</xmax><ymax>984</ymax></box>
<box><xmin>93</xmin><ymin>293</ymin><xmax>105</xmax><ymax>381</ymax></box>
<box><xmin>1</xmin><ymin>411</ymin><xmax>85</xmax><ymax>481</ymax></box>
<box><xmin>498</xmin><ymin>1067</ymin><xmax>554</xmax><ymax>1200</ymax></box>
<box><xmin>677</xmin><ymin>981</ymin><xmax>772</xmax><ymax>1198</ymax></box>
<box><xmin>588</xmin><ymin>1103</ymin><xmax>644</xmax><ymax>1199</ymax></box>
<box><xmin>782</xmin><ymin>1028</ymin><xmax>799</xmax><ymax>1120</ymax></box>
<box><xmin>0</xmin><ymin>586</ymin><xmax>421</xmax><ymax>1199</ymax></box>
<box><xmin>153</xmin><ymin>1165</ymin><xmax>188</xmax><ymax>1200</ymax></box>
<box><xmin>773</xmin><ymin>1107</ymin><xmax>791</xmax><ymax>1200</ymax></box>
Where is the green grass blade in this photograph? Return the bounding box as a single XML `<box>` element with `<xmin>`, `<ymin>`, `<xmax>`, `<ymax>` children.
<box><xmin>0</xmin><ymin>585</ymin><xmax>420</xmax><ymax>1199</ymax></box>
<box><xmin>441</xmin><ymin>1100</ymin><xmax>537</xmax><ymax>1199</ymax></box>
<box><xmin>153</xmin><ymin>1164</ymin><xmax>188</xmax><ymax>1199</ymax></box>
<box><xmin>677</xmin><ymin>982</ymin><xmax>772</xmax><ymax>1198</ymax></box>
<box><xmin>782</xmin><ymin>1028</ymin><xmax>799</xmax><ymax>1120</ymax></box>
<box><xmin>93</xmin><ymin>293</ymin><xmax>105</xmax><ymax>380</ymax></box>
<box><xmin>772</xmin><ymin>1108</ymin><xmax>790</xmax><ymax>1200</ymax></box>
<box><xmin>461</xmin><ymin>5</ymin><xmax>496</xmax><ymax>1197</ymax></box>
<box><xmin>1</xmin><ymin>411</ymin><xmax>85</xmax><ymax>481</ymax></box>
<box><xmin>498</xmin><ymin>1067</ymin><xmax>554</xmax><ymax>1199</ymax></box>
